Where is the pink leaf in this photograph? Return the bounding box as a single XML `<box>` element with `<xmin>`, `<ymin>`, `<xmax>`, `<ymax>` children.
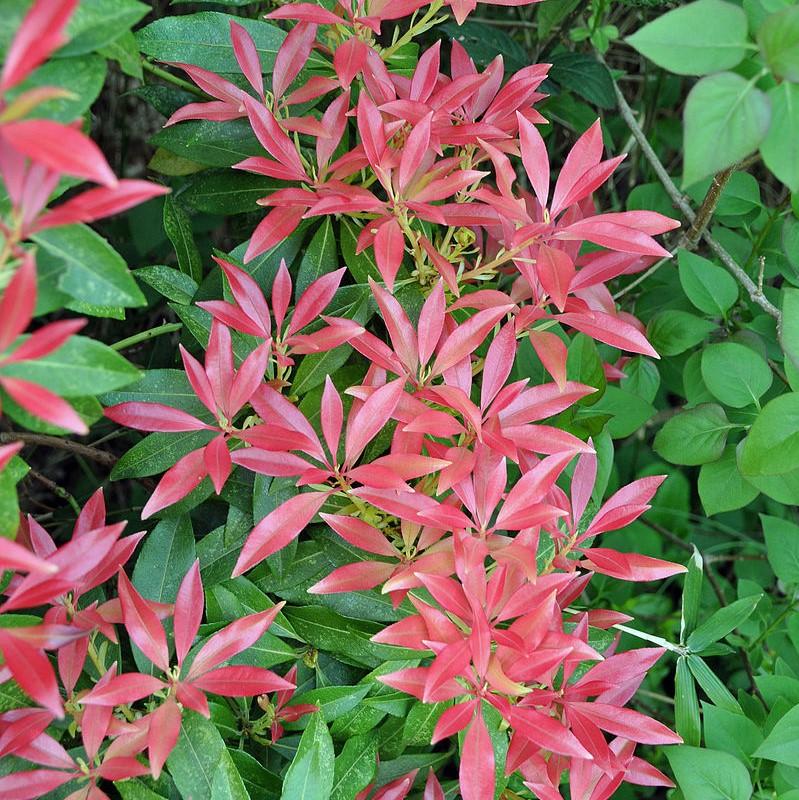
<box><xmin>173</xmin><ymin>561</ymin><xmax>203</xmax><ymax>668</ymax></box>
<box><xmin>230</xmin><ymin>20</ymin><xmax>263</xmax><ymax>98</ymax></box>
<box><xmin>233</xmin><ymin>492</ymin><xmax>329</xmax><ymax>575</ymax></box>
<box><xmin>147</xmin><ymin>698</ymin><xmax>182</xmax><ymax>779</ymax></box>
<box><xmin>118</xmin><ymin>571</ymin><xmax>170</xmax><ymax>672</ymax></box>
<box><xmin>460</xmin><ymin>713</ymin><xmax>495</xmax><ymax>800</ymax></box>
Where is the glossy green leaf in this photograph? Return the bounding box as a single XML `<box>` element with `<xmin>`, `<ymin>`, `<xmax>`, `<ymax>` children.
<box><xmin>32</xmin><ymin>224</ymin><xmax>145</xmax><ymax>309</ymax></box>
<box><xmin>60</xmin><ymin>0</ymin><xmax>149</xmax><ymax>56</ymax></box>
<box><xmin>331</xmin><ymin>733</ymin><xmax>378</xmax><ymax>800</ymax></box>
<box><xmin>682</xmin><ymin>73</ymin><xmax>771</xmax><ymax>188</ymax></box>
<box><xmin>183</xmin><ymin>172</ymin><xmax>278</xmax><ymax>215</ymax></box>
<box><xmin>137</xmin><ymin>12</ymin><xmax>284</xmax><ymax>72</ymax></box>
<box><xmin>135</xmin><ymin>266</ymin><xmax>198</xmax><ymax>305</ymax></box>
<box><xmin>0</xmin><ymin>336</ymin><xmax>140</xmax><ymax>397</ymax></box>
<box><xmin>296</xmin><ymin>219</ymin><xmax>337</xmax><ymax>298</ymax></box>
<box><xmin>281</xmin><ymin>712</ymin><xmax>335</xmax><ymax>800</ymax></box>
<box><xmin>163</xmin><ymin>196</ymin><xmax>203</xmax><ymax>283</ymax></box>
<box><xmin>101</xmin><ymin>369</ymin><xmax>208</xmax><ymax>416</ymax></box>
<box><xmin>112</xmin><ymin>430</ymin><xmax>216</xmax><ymax>479</ymax></box>
<box><xmin>548</xmin><ymin>52</ymin><xmax>614</xmax><ymax>108</ymax></box>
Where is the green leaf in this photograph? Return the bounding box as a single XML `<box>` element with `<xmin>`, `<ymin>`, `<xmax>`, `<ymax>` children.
<box><xmin>678</xmin><ymin>250</ymin><xmax>739</xmax><ymax>316</ymax></box>
<box><xmin>647</xmin><ymin>310</ymin><xmax>715</xmax><ymax>356</ymax></box>
<box><xmin>687</xmin><ymin>655</ymin><xmax>742</xmax><ymax>713</ymax></box>
<box><xmin>667</xmin><ymin>745</ymin><xmax>752</xmax><ymax>800</ymax></box>
<box><xmin>701</xmin><ymin>342</ymin><xmax>772</xmax><ymax>407</ymax></box>
<box><xmin>183</xmin><ymin>171</ymin><xmax>278</xmax><ymax>215</ymax></box>
<box><xmin>440</xmin><ymin>20</ymin><xmax>527</xmax><ymax>72</ymax></box>
<box><xmin>293</xmin><ymin>347</ymin><xmax>353</xmax><ymax>397</ymax></box>
<box><xmin>228</xmin><ymin>750</ymin><xmax>282</xmax><ymax>799</ymax></box>
<box><xmin>112</xmin><ymin>430</ymin><xmax>216</xmax><ymax>479</ymax></box>
<box><xmin>5</xmin><ymin>55</ymin><xmax>106</xmax><ymax>122</ymax></box>
<box><xmin>754</xmin><ymin>705</ymin><xmax>799</xmax><ymax>766</ymax></box>
<box><xmin>168</xmin><ymin>713</ymin><xmax>243</xmax><ymax>800</ymax></box>
<box><xmin>152</xmin><ymin>119</ymin><xmax>263</xmax><ymax>168</ymax></box>
<box><xmin>739</xmin><ymin>393</ymin><xmax>799</xmax><ymax>476</ymax></box>
<box><xmin>682</xmin><ymin>72</ymin><xmax>771</xmax><ymax>188</ymax></box>
<box><xmin>135</xmin><ymin>266</ymin><xmax>198</xmax><ymax>305</ymax></box>
<box><xmin>566</xmin><ymin>333</ymin><xmax>606</xmax><ymax>404</ymax></box>
<box><xmin>654</xmin><ymin>404</ymin><xmax>733</xmax><ymax>466</ymax></box>
<box><xmin>331</xmin><ymin>733</ymin><xmax>378</xmax><ymax>800</ymax></box>
<box><xmin>281</xmin><ymin>712</ymin><xmax>335</xmax><ymax>800</ymax></box>
<box><xmin>703</xmin><ymin>704</ymin><xmax>764</xmax><ymax>768</ymax></box>
<box><xmin>681</xmin><ymin>547</ymin><xmax>704</xmax><ymax>642</ymax></box>
<box><xmin>210</xmin><ymin>756</ymin><xmax>250</xmax><ymax>800</ymax></box>
<box><xmin>32</xmin><ymin>224</ymin><xmax>145</xmax><ymax>308</ymax></box>
<box><xmin>590</xmin><ymin>386</ymin><xmax>655</xmax><ymax>438</ymax></box>
<box><xmin>340</xmin><ymin>218</ymin><xmax>381</xmax><ymax>284</ymax></box>
<box><xmin>137</xmin><ymin>12</ymin><xmax>284</xmax><ymax>72</ymax></box>
<box><xmin>762</xmin><ymin>83</ymin><xmax>799</xmax><ymax>191</ymax></box>
<box><xmin>687</xmin><ymin>593</ymin><xmax>762</xmax><ymax>652</ymax></box>
<box><xmin>548</xmin><ymin>52</ymin><xmax>615</xmax><ymax>108</ymax></box>
<box><xmin>758</xmin><ymin>6</ymin><xmax>799</xmax><ymax>81</ymax></box>
<box><xmin>780</xmin><ymin>287</ymin><xmax>799</xmax><ymax>369</ymax></box>
<box><xmin>698</xmin><ymin>446</ymin><xmax>760</xmax><ymax>515</ymax></box>
<box><xmin>0</xmin><ymin>336</ymin><xmax>140</xmax><ymax>397</ymax></box>
<box><xmin>286</xmin><ymin>685</ymin><xmax>371</xmax><ymax>727</ymax></box>
<box><xmin>99</xmin><ymin>30</ymin><xmax>143</xmax><ymax>80</ymax></box>
<box><xmin>675</xmin><ymin>657</ymin><xmax>701</xmax><ymax>747</ymax></box>
<box><xmin>761</xmin><ymin>513</ymin><xmax>799</xmax><ymax>585</ymax></box>
<box><xmin>0</xmin><ymin>456</ymin><xmax>27</xmax><ymax>540</ymax></box>
<box><xmin>163</xmin><ymin>196</ymin><xmax>203</xmax><ymax>283</ymax></box>
<box><xmin>117</xmin><ymin>780</ymin><xmax>169</xmax><ymax>800</ymax></box>
<box><xmin>296</xmin><ymin>219</ymin><xmax>337</xmax><ymax>298</ymax></box>
<box><xmin>60</xmin><ymin>0</ymin><xmax>149</xmax><ymax>57</ymax></box>
<box><xmin>626</xmin><ymin>0</ymin><xmax>749</xmax><ymax>75</ymax></box>
<box><xmin>132</xmin><ymin>516</ymin><xmax>196</xmax><ymax>604</ymax></box>
<box><xmin>100</xmin><ymin>369</ymin><xmax>208</xmax><ymax>416</ymax></box>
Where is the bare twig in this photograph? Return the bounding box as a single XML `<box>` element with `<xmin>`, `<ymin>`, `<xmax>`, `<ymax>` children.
<box><xmin>25</xmin><ymin>468</ymin><xmax>81</xmax><ymax>515</ymax></box>
<box><xmin>607</xmin><ymin>75</ymin><xmax>783</xmax><ymax>325</ymax></box>
<box><xmin>0</xmin><ymin>431</ymin><xmax>117</xmax><ymax>468</ymax></box>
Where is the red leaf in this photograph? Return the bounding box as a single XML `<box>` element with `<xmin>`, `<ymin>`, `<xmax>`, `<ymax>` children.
<box><xmin>2</xmin><ymin>120</ymin><xmax>117</xmax><ymax>187</ymax></box>
<box><xmin>203</xmin><ymin>435</ymin><xmax>232</xmax><ymax>495</ymax></box>
<box><xmin>460</xmin><ymin>713</ymin><xmax>495</xmax><ymax>800</ymax></box>
<box><xmin>0</xmin><ymin>532</ymin><xmax>55</xmax><ymax>574</ymax></box>
<box><xmin>0</xmin><ymin>770</ymin><xmax>74</xmax><ymax>800</ymax></box>
<box><xmin>118</xmin><ymin>571</ymin><xmax>170</xmax><ymax>672</ymax></box>
<box><xmin>431</xmin><ymin>305</ymin><xmax>512</xmax><ymax>376</ymax></box>
<box><xmin>0</xmin><ymin>0</ymin><xmax>78</xmax><ymax>91</ymax></box>
<box><xmin>190</xmin><ymin>665</ymin><xmax>293</xmax><ymax>696</ymax></box>
<box><xmin>510</xmin><ymin>707</ymin><xmax>591</xmax><ymax>758</ymax></box>
<box><xmin>147</xmin><ymin>698</ymin><xmax>182</xmax><ymax>780</ymax></box>
<box><xmin>229</xmin><ymin>20</ymin><xmax>263</xmax><ymax>98</ymax></box>
<box><xmin>567</xmin><ymin>701</ymin><xmax>682</xmax><ymax>745</ymax></box>
<box><xmin>345</xmin><ymin>378</ymin><xmax>404</xmax><ymax>464</ymax></box>
<box><xmin>557</xmin><ymin>310</ymin><xmax>659</xmax><ymax>358</ymax></box>
<box><xmin>187</xmin><ymin>604</ymin><xmax>284</xmax><ymax>678</ymax></box>
<box><xmin>142</xmin><ymin>448</ymin><xmax>209</xmax><ymax>520</ymax></box>
<box><xmin>174</xmin><ymin>561</ymin><xmax>203</xmax><ymax>668</ymax></box>
<box><xmin>373</xmin><ymin>218</ymin><xmax>405</xmax><ymax>291</ymax></box>
<box><xmin>272</xmin><ymin>21</ymin><xmax>317</xmax><ymax>101</ymax></box>
<box><xmin>536</xmin><ymin>244</ymin><xmax>574</xmax><ymax>312</ymax></box>
<box><xmin>308</xmin><ymin>560</ymin><xmax>394</xmax><ymax>594</ymax></box>
<box><xmin>0</xmin><ymin>631</ymin><xmax>63</xmax><ymax>717</ymax></box>
<box><xmin>580</xmin><ymin>548</ymin><xmax>687</xmax><ymax>582</ymax></box>
<box><xmin>104</xmin><ymin>402</ymin><xmax>211</xmax><ymax>433</ymax></box>
<box><xmin>233</xmin><ymin>492</ymin><xmax>329</xmax><ymax>575</ymax></box>
<box><xmin>0</xmin><ymin>377</ymin><xmax>87</xmax><ymax>434</ymax></box>
<box><xmin>432</xmin><ymin>698</ymin><xmax>478</xmax><ymax>743</ymax></box>
<box><xmin>0</xmin><ymin>253</ymin><xmax>35</xmax><ymax>351</ymax></box>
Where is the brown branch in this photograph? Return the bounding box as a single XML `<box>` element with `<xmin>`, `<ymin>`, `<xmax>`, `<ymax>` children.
<box><xmin>607</xmin><ymin>73</ymin><xmax>783</xmax><ymax>326</ymax></box>
<box><xmin>0</xmin><ymin>431</ymin><xmax>117</xmax><ymax>468</ymax></box>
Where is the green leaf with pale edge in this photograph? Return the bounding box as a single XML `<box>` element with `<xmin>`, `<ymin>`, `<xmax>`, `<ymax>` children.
<box><xmin>281</xmin><ymin>712</ymin><xmax>335</xmax><ymax>800</ymax></box>
<box><xmin>666</xmin><ymin>745</ymin><xmax>752</xmax><ymax>800</ymax></box>
<box><xmin>626</xmin><ymin>0</ymin><xmax>748</xmax><ymax>75</ymax></box>
<box><xmin>682</xmin><ymin>73</ymin><xmax>771</xmax><ymax>188</ymax></box>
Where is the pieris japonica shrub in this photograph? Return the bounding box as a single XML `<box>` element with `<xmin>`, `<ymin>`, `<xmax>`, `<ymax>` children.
<box><xmin>0</xmin><ymin>2</ymin><xmax>693</xmax><ymax>799</ymax></box>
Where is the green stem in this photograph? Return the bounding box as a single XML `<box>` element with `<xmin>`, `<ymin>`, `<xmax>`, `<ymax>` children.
<box><xmin>141</xmin><ymin>61</ymin><xmax>206</xmax><ymax>99</ymax></box>
<box><xmin>111</xmin><ymin>322</ymin><xmax>183</xmax><ymax>351</ymax></box>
